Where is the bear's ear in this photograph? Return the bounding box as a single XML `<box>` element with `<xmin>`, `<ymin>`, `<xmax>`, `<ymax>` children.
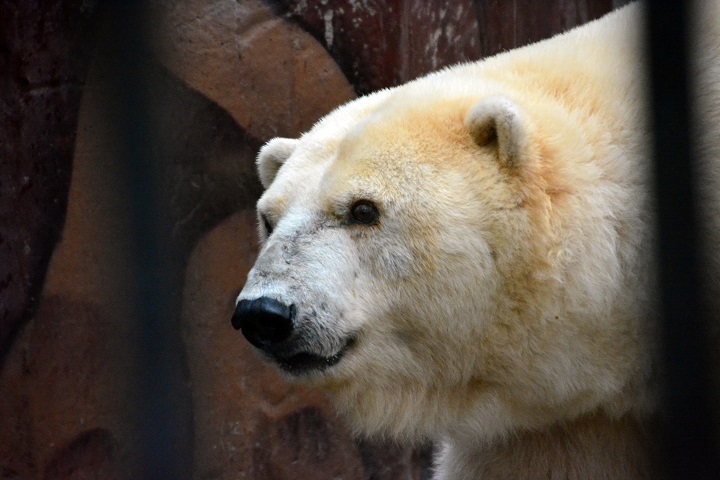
<box><xmin>257</xmin><ymin>138</ymin><xmax>299</xmax><ymax>188</ymax></box>
<box><xmin>465</xmin><ymin>96</ymin><xmax>528</xmax><ymax>168</ymax></box>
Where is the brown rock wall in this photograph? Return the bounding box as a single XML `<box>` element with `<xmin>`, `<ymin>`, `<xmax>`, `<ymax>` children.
<box><xmin>276</xmin><ymin>0</ymin><xmax>483</xmax><ymax>94</ymax></box>
<box><xmin>154</xmin><ymin>0</ymin><xmax>356</xmax><ymax>141</ymax></box>
<box><xmin>474</xmin><ymin>0</ymin><xmax>631</xmax><ymax>56</ymax></box>
<box><xmin>0</xmin><ymin>0</ymin><xmax>95</xmax><ymax>362</ymax></box>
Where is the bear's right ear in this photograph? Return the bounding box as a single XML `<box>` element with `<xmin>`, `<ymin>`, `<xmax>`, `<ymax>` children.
<box><xmin>257</xmin><ymin>138</ymin><xmax>299</xmax><ymax>188</ymax></box>
<box><xmin>465</xmin><ymin>96</ymin><xmax>529</xmax><ymax>168</ymax></box>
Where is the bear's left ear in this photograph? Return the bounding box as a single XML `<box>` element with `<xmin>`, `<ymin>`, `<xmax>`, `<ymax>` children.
<box><xmin>257</xmin><ymin>138</ymin><xmax>300</xmax><ymax>189</ymax></box>
<box><xmin>465</xmin><ymin>96</ymin><xmax>529</xmax><ymax>168</ymax></box>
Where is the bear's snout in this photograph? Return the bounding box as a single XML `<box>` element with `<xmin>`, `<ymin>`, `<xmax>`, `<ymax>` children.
<box><xmin>232</xmin><ymin>297</ymin><xmax>296</xmax><ymax>350</ymax></box>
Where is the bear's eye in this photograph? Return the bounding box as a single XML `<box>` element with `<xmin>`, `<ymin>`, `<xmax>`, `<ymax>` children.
<box><xmin>350</xmin><ymin>200</ymin><xmax>379</xmax><ymax>225</ymax></box>
<box><xmin>261</xmin><ymin>214</ymin><xmax>274</xmax><ymax>235</ymax></box>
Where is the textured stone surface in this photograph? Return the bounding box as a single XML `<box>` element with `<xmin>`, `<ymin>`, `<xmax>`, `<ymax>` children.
<box><xmin>276</xmin><ymin>0</ymin><xmax>483</xmax><ymax>94</ymax></box>
<box><xmin>42</xmin><ymin>428</ymin><xmax>119</xmax><ymax>480</ymax></box>
<box><xmin>0</xmin><ymin>0</ymin><xmax>95</xmax><ymax>363</ymax></box>
<box><xmin>154</xmin><ymin>0</ymin><xmax>356</xmax><ymax>141</ymax></box>
<box><xmin>474</xmin><ymin>0</ymin><xmax>632</xmax><ymax>56</ymax></box>
<box><xmin>0</xmin><ymin>297</ymin><xmax>130</xmax><ymax>480</ymax></box>
<box><xmin>0</xmin><ymin>55</ymin><xmax>152</xmax><ymax>478</ymax></box>
<box><xmin>151</xmin><ymin>69</ymin><xmax>265</xmax><ymax>258</ymax></box>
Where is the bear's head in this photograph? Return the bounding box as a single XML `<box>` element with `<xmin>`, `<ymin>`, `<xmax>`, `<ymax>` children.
<box><xmin>233</xmin><ymin>85</ymin><xmax>656</xmax><ymax>443</ymax></box>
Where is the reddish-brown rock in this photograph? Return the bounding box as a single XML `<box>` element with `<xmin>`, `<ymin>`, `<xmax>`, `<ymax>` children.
<box><xmin>0</xmin><ymin>296</ymin><xmax>132</xmax><ymax>480</ymax></box>
<box><xmin>277</xmin><ymin>0</ymin><xmax>483</xmax><ymax>94</ymax></box>
<box><xmin>0</xmin><ymin>46</ymin><xmax>187</xmax><ymax>480</ymax></box>
<box><xmin>42</xmin><ymin>428</ymin><xmax>119</xmax><ymax>480</ymax></box>
<box><xmin>154</xmin><ymin>0</ymin><xmax>356</xmax><ymax>141</ymax></box>
<box><xmin>0</xmin><ymin>0</ymin><xmax>95</xmax><ymax>362</ymax></box>
<box><xmin>474</xmin><ymin>0</ymin><xmax>632</xmax><ymax>56</ymax></box>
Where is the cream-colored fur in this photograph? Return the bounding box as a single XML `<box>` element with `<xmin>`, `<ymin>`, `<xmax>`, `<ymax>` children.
<box><xmin>237</xmin><ymin>3</ymin><xmax>720</xmax><ymax>478</ymax></box>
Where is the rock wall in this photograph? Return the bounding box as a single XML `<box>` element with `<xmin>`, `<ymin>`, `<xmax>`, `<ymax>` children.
<box><xmin>0</xmin><ymin>1</ymin><xmax>625</xmax><ymax>479</ymax></box>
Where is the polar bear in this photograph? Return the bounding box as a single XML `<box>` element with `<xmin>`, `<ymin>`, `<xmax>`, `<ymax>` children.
<box><xmin>231</xmin><ymin>3</ymin><xmax>720</xmax><ymax>479</ymax></box>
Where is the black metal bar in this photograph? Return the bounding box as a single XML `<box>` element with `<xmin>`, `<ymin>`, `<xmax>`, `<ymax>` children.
<box><xmin>97</xmin><ymin>2</ymin><xmax>192</xmax><ymax>478</ymax></box>
<box><xmin>645</xmin><ymin>1</ymin><xmax>719</xmax><ymax>478</ymax></box>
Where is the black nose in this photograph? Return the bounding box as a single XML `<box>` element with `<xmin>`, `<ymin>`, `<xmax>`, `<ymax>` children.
<box><xmin>232</xmin><ymin>297</ymin><xmax>295</xmax><ymax>349</ymax></box>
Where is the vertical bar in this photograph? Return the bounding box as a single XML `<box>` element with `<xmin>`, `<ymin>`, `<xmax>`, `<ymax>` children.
<box><xmin>644</xmin><ymin>1</ymin><xmax>718</xmax><ymax>478</ymax></box>
<box><xmin>98</xmin><ymin>2</ymin><xmax>192</xmax><ymax>478</ymax></box>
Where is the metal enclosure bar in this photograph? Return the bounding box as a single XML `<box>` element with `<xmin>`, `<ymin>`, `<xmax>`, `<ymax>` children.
<box><xmin>645</xmin><ymin>1</ymin><xmax>719</xmax><ymax>478</ymax></box>
<box><xmin>98</xmin><ymin>2</ymin><xmax>193</xmax><ymax>478</ymax></box>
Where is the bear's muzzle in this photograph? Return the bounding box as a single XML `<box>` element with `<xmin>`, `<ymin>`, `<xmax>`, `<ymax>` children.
<box><xmin>232</xmin><ymin>296</ymin><xmax>356</xmax><ymax>375</ymax></box>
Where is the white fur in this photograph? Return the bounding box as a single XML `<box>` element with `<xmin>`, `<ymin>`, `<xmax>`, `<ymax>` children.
<box><xmin>256</xmin><ymin>137</ymin><xmax>299</xmax><ymax>188</ymax></box>
<box><xmin>238</xmin><ymin>2</ymin><xmax>719</xmax><ymax>479</ymax></box>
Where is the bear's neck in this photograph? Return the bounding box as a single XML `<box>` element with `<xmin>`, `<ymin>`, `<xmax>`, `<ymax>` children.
<box><xmin>442</xmin><ymin>413</ymin><xmax>659</xmax><ymax>480</ymax></box>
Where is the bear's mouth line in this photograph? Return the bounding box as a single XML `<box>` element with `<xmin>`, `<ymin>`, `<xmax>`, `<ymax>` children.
<box><xmin>272</xmin><ymin>336</ymin><xmax>357</xmax><ymax>375</ymax></box>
